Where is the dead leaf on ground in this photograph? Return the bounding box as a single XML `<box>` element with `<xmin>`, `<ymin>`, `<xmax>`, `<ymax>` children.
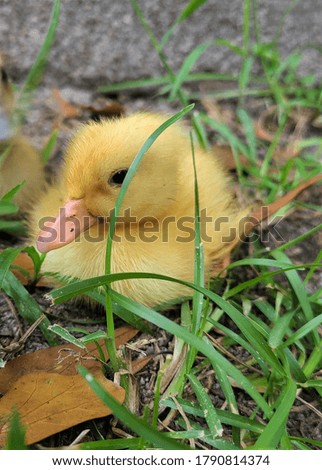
<box><xmin>129</xmin><ymin>355</ymin><xmax>153</xmax><ymax>375</ymax></box>
<box><xmin>80</xmin><ymin>100</ymin><xmax>125</xmax><ymax>120</ymax></box>
<box><xmin>0</xmin><ymin>368</ymin><xmax>125</xmax><ymax>447</ymax></box>
<box><xmin>52</xmin><ymin>89</ymin><xmax>124</xmax><ymax>125</ymax></box>
<box><xmin>0</xmin><ymin>325</ymin><xmax>138</xmax><ymax>394</ymax></box>
<box><xmin>52</xmin><ymin>88</ymin><xmax>81</xmax><ymax>121</ymax></box>
<box><xmin>245</xmin><ymin>173</ymin><xmax>322</xmax><ymax>236</ymax></box>
<box><xmin>8</xmin><ymin>251</ymin><xmax>57</xmax><ymax>287</ymax></box>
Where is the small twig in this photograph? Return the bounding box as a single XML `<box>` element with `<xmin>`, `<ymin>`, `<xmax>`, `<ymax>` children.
<box><xmin>171</xmin><ymin>395</ymin><xmax>195</xmax><ymax>449</ymax></box>
<box><xmin>294</xmin><ymin>395</ymin><xmax>322</xmax><ymax>420</ymax></box>
<box><xmin>0</xmin><ymin>314</ymin><xmax>46</xmax><ymax>354</ymax></box>
<box><xmin>159</xmin><ymin>407</ymin><xmax>178</xmax><ymax>430</ymax></box>
<box><xmin>3</xmin><ymin>293</ymin><xmax>22</xmax><ymax>338</ymax></box>
<box><xmin>206</xmin><ymin>332</ymin><xmax>265</xmax><ymax>376</ymax></box>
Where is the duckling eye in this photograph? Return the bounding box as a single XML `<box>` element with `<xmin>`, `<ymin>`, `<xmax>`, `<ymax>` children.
<box><xmin>109</xmin><ymin>169</ymin><xmax>128</xmax><ymax>186</ymax></box>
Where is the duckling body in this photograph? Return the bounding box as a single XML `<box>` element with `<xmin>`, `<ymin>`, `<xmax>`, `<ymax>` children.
<box><xmin>0</xmin><ymin>65</ymin><xmax>44</xmax><ymax>211</ymax></box>
<box><xmin>29</xmin><ymin>113</ymin><xmax>245</xmax><ymax>306</ymax></box>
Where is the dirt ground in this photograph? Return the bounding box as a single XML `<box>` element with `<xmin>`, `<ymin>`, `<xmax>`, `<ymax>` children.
<box><xmin>0</xmin><ymin>84</ymin><xmax>321</xmax><ymax>448</ymax></box>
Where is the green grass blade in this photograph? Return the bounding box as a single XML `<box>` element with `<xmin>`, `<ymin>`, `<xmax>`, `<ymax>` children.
<box><xmin>252</xmin><ymin>379</ymin><xmax>297</xmax><ymax>449</ymax></box>
<box><xmin>178</xmin><ymin>0</ymin><xmax>207</xmax><ymax>23</ymax></box>
<box><xmin>15</xmin><ymin>0</ymin><xmax>60</xmax><ymax>122</ymax></box>
<box><xmin>191</xmin><ymin>133</ymin><xmax>204</xmax><ymax>334</ymax></box>
<box><xmin>78</xmin><ymin>365</ymin><xmax>189</xmax><ymax>449</ymax></box>
<box><xmin>303</xmin><ymin>340</ymin><xmax>322</xmax><ymax>377</ymax></box>
<box><xmin>162</xmin><ymin>397</ymin><xmax>265</xmax><ymax>433</ymax></box>
<box><xmin>188</xmin><ymin>372</ymin><xmax>223</xmax><ymax>438</ymax></box>
<box><xmin>2</xmin><ymin>271</ymin><xmax>56</xmax><ymax>345</ymax></box>
<box><xmin>225</xmin><ymin>265</ymin><xmax>316</xmax><ymax>299</ymax></box>
<box><xmin>0</xmin><ymin>201</ymin><xmax>18</xmax><ymax>216</ymax></box>
<box><xmin>160</xmin><ymin>0</ymin><xmax>207</xmax><ymax>48</ymax></box>
<box><xmin>280</xmin><ymin>314</ymin><xmax>322</xmax><ymax>349</ymax></box>
<box><xmin>202</xmin><ymin>114</ymin><xmax>249</xmax><ymax>156</ymax></box>
<box><xmin>5</xmin><ymin>408</ymin><xmax>28</xmax><ymax>450</ymax></box>
<box><xmin>237</xmin><ymin>108</ymin><xmax>257</xmax><ymax>162</ymax></box>
<box><xmin>47</xmin><ymin>324</ymin><xmax>87</xmax><ymax>348</ymax></box>
<box><xmin>98</xmin><ymin>72</ymin><xmax>241</xmax><ymax>94</ymax></box>
<box><xmin>239</xmin><ymin>56</ymin><xmax>253</xmax><ymax>107</ymax></box>
<box><xmin>41</xmin><ymin>128</ymin><xmax>58</xmax><ymax>163</ymax></box>
<box><xmin>0</xmin><ymin>219</ymin><xmax>26</xmax><ymax>236</ymax></box>
<box><xmin>0</xmin><ymin>247</ymin><xmax>23</xmax><ymax>287</ymax></box>
<box><xmin>81</xmin><ymin>438</ymin><xmax>142</xmax><ymax>450</ymax></box>
<box><xmin>209</xmin><ymin>318</ymin><xmax>270</xmax><ymax>374</ymax></box>
<box><xmin>273</xmin><ymin>223</ymin><xmax>322</xmax><ymax>253</ymax></box>
<box><xmin>271</xmin><ymin>251</ymin><xmax>315</xmax><ymax>328</ymax></box>
<box><xmin>268</xmin><ymin>312</ymin><xmax>294</xmax><ymax>348</ymax></box>
<box><xmin>98</xmin><ymin>76</ymin><xmax>169</xmax><ymax>93</ymax></box>
<box><xmin>1</xmin><ymin>181</ymin><xmax>26</xmax><ymax>202</ymax></box>
<box><xmin>169</xmin><ymin>41</ymin><xmax>213</xmax><ymax>101</ymax></box>
<box><xmin>290</xmin><ymin>436</ymin><xmax>322</xmax><ymax>449</ymax></box>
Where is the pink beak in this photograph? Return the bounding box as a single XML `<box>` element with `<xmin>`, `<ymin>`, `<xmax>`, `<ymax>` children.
<box><xmin>36</xmin><ymin>198</ymin><xmax>97</xmax><ymax>253</ymax></box>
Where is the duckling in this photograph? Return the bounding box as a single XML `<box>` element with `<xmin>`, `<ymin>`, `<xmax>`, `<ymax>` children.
<box><xmin>29</xmin><ymin>113</ymin><xmax>246</xmax><ymax>307</ymax></box>
<box><xmin>0</xmin><ymin>61</ymin><xmax>44</xmax><ymax>212</ymax></box>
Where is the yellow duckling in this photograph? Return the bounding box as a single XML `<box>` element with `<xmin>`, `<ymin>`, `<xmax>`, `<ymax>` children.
<box><xmin>29</xmin><ymin>113</ymin><xmax>246</xmax><ymax>306</ymax></box>
<box><xmin>0</xmin><ymin>62</ymin><xmax>44</xmax><ymax>212</ymax></box>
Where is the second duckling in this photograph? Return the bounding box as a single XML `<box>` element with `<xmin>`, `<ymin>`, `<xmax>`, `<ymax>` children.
<box><xmin>0</xmin><ymin>62</ymin><xmax>44</xmax><ymax>212</ymax></box>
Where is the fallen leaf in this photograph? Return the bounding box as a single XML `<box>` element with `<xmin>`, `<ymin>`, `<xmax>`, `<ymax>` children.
<box><xmin>0</xmin><ymin>369</ymin><xmax>125</xmax><ymax>446</ymax></box>
<box><xmin>0</xmin><ymin>325</ymin><xmax>138</xmax><ymax>394</ymax></box>
<box><xmin>130</xmin><ymin>355</ymin><xmax>152</xmax><ymax>375</ymax></box>
<box><xmin>248</xmin><ymin>173</ymin><xmax>322</xmax><ymax>232</ymax></box>
<box><xmin>81</xmin><ymin>101</ymin><xmax>124</xmax><ymax>119</ymax></box>
<box><xmin>6</xmin><ymin>251</ymin><xmax>58</xmax><ymax>287</ymax></box>
<box><xmin>52</xmin><ymin>88</ymin><xmax>81</xmax><ymax>120</ymax></box>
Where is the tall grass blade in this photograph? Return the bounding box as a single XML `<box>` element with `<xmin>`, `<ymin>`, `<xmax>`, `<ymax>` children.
<box><xmin>78</xmin><ymin>365</ymin><xmax>189</xmax><ymax>449</ymax></box>
<box><xmin>2</xmin><ymin>271</ymin><xmax>56</xmax><ymax>344</ymax></box>
<box><xmin>15</xmin><ymin>0</ymin><xmax>60</xmax><ymax>124</ymax></box>
<box><xmin>188</xmin><ymin>372</ymin><xmax>223</xmax><ymax>438</ymax></box>
<box><xmin>253</xmin><ymin>379</ymin><xmax>297</xmax><ymax>449</ymax></box>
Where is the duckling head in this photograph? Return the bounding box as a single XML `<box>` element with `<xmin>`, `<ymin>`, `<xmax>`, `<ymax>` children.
<box><xmin>37</xmin><ymin>113</ymin><xmax>190</xmax><ymax>253</ymax></box>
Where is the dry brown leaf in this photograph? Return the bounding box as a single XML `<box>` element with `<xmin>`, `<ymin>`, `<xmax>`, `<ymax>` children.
<box><xmin>0</xmin><ymin>368</ymin><xmax>125</xmax><ymax>446</ymax></box>
<box><xmin>0</xmin><ymin>325</ymin><xmax>138</xmax><ymax>394</ymax></box>
<box><xmin>223</xmin><ymin>173</ymin><xmax>322</xmax><ymax>255</ymax></box>
<box><xmin>248</xmin><ymin>173</ymin><xmax>322</xmax><ymax>232</ymax></box>
<box><xmin>130</xmin><ymin>355</ymin><xmax>153</xmax><ymax>375</ymax></box>
<box><xmin>8</xmin><ymin>251</ymin><xmax>57</xmax><ymax>287</ymax></box>
<box><xmin>10</xmin><ymin>252</ymin><xmax>35</xmax><ymax>284</ymax></box>
<box><xmin>52</xmin><ymin>88</ymin><xmax>81</xmax><ymax>120</ymax></box>
<box><xmin>80</xmin><ymin>101</ymin><xmax>124</xmax><ymax>119</ymax></box>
